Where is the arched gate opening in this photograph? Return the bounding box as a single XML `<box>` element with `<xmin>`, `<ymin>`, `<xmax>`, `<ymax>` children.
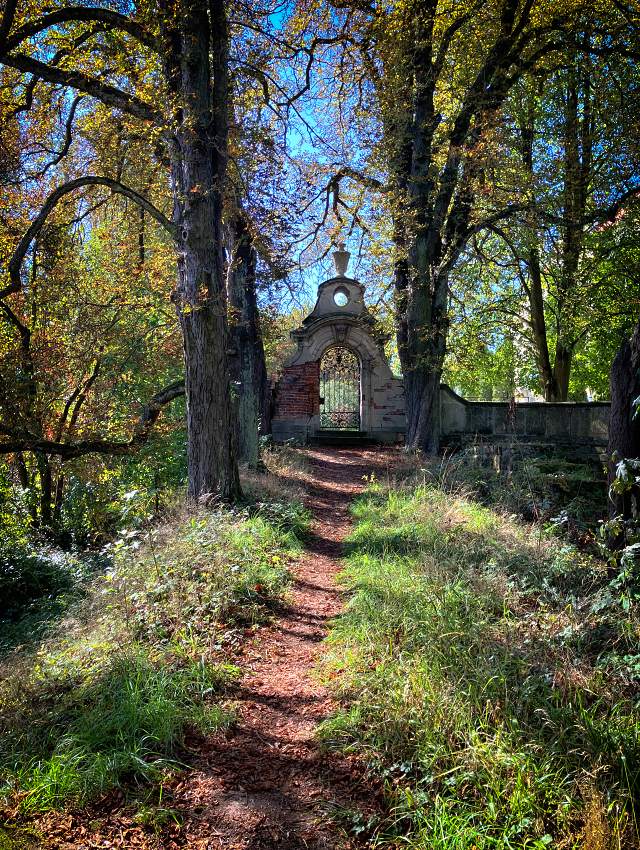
<box><xmin>319</xmin><ymin>346</ymin><xmax>361</xmax><ymax>430</ymax></box>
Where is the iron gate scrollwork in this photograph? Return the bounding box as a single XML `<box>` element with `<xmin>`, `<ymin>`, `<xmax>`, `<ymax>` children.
<box><xmin>319</xmin><ymin>346</ymin><xmax>360</xmax><ymax>430</ymax></box>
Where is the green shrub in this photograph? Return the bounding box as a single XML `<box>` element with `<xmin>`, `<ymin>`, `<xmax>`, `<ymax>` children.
<box><xmin>0</xmin><ymin>545</ymin><xmax>89</xmax><ymax>620</ymax></box>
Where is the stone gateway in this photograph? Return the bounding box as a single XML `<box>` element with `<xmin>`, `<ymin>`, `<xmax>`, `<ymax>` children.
<box><xmin>271</xmin><ymin>246</ymin><xmax>406</xmax><ymax>444</ymax></box>
<box><xmin>271</xmin><ymin>245</ymin><xmax>611</xmax><ymax>452</ymax></box>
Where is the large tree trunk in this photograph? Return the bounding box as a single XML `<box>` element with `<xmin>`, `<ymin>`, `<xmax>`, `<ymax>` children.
<box><xmin>227</xmin><ymin>209</ymin><xmax>270</xmax><ymax>467</ymax></box>
<box><xmin>402</xmin><ymin>263</ymin><xmax>448</xmax><ymax>453</ymax></box>
<box><xmin>607</xmin><ymin>319</ymin><xmax>640</xmax><ymax>523</ymax></box>
<box><xmin>161</xmin><ymin>0</ymin><xmax>239</xmax><ymax>500</ymax></box>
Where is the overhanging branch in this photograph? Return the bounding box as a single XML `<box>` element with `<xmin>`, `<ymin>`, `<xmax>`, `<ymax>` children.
<box><xmin>2</xmin><ymin>176</ymin><xmax>176</xmax><ymax>299</ymax></box>
<box><xmin>1</xmin><ymin>7</ymin><xmax>159</xmax><ymax>54</ymax></box>
<box><xmin>0</xmin><ymin>381</ymin><xmax>185</xmax><ymax>459</ymax></box>
<box><xmin>0</xmin><ymin>53</ymin><xmax>162</xmax><ymax>123</ymax></box>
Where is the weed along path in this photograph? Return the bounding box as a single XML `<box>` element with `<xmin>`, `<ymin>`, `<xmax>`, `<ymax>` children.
<box><xmin>170</xmin><ymin>446</ymin><xmax>395</xmax><ymax>849</ymax></box>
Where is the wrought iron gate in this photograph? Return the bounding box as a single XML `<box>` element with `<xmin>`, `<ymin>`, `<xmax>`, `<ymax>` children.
<box><xmin>319</xmin><ymin>346</ymin><xmax>360</xmax><ymax>430</ymax></box>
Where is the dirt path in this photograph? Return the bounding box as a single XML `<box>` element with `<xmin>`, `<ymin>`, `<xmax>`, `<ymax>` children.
<box><xmin>172</xmin><ymin>446</ymin><xmax>396</xmax><ymax>849</ymax></box>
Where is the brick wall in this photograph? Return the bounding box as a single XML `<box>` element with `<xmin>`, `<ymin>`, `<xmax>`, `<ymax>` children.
<box><xmin>272</xmin><ymin>362</ymin><xmax>320</xmax><ymax>420</ymax></box>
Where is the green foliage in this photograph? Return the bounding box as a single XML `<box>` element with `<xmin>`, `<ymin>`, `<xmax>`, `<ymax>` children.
<box><xmin>57</xmin><ymin>426</ymin><xmax>188</xmax><ymax>547</ymax></box>
<box><xmin>0</xmin><ymin>544</ymin><xmax>87</xmax><ymax>621</ymax></box>
<box><xmin>0</xmin><ymin>494</ymin><xmax>308</xmax><ymax>814</ymax></box>
<box><xmin>320</xmin><ymin>480</ymin><xmax>639</xmax><ymax>848</ymax></box>
<box><xmin>599</xmin><ymin>457</ymin><xmax>640</xmax><ymax>612</ymax></box>
<box><xmin>0</xmin><ymin>463</ymin><xmax>30</xmax><ymax>546</ymax></box>
<box><xmin>0</xmin><ymin>422</ymin><xmax>188</xmax><ymax>551</ymax></box>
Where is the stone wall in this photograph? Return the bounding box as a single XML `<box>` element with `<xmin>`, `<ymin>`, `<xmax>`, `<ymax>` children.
<box><xmin>371</xmin><ymin>375</ymin><xmax>406</xmax><ymax>437</ymax></box>
<box><xmin>440</xmin><ymin>384</ymin><xmax>610</xmax><ymax>452</ymax></box>
<box><xmin>272</xmin><ymin>378</ymin><xmax>611</xmax><ymax>449</ymax></box>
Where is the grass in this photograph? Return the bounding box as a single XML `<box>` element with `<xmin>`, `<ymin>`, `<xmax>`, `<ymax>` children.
<box><xmin>319</xmin><ymin>476</ymin><xmax>640</xmax><ymax>849</ymax></box>
<box><xmin>0</xmin><ymin>474</ymin><xmax>308</xmax><ymax>819</ymax></box>
<box><xmin>426</xmin><ymin>446</ymin><xmax>607</xmax><ymax>546</ymax></box>
<box><xmin>2</xmin><ymin>653</ymin><xmax>238</xmax><ymax>814</ymax></box>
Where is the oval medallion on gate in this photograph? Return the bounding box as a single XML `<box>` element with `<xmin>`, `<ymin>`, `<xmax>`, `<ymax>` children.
<box><xmin>319</xmin><ymin>346</ymin><xmax>360</xmax><ymax>430</ymax></box>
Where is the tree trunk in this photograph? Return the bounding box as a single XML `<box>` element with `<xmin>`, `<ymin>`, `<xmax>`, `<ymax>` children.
<box><xmin>393</xmin><ymin>216</ymin><xmax>410</xmax><ymax>379</ymax></box>
<box><xmin>550</xmin><ymin>342</ymin><xmax>572</xmax><ymax>401</ymax></box>
<box><xmin>402</xmin><ymin>260</ymin><xmax>448</xmax><ymax>453</ymax></box>
<box><xmin>35</xmin><ymin>451</ymin><xmax>52</xmax><ymax>529</ymax></box>
<box><xmin>607</xmin><ymin>319</ymin><xmax>640</xmax><ymax>523</ymax></box>
<box><xmin>404</xmin><ymin>364</ymin><xmax>442</xmax><ymax>453</ymax></box>
<box><xmin>381</xmin><ymin>0</ymin><xmax>549</xmax><ymax>452</ymax></box>
<box><xmin>519</xmin><ymin>61</ymin><xmax>590</xmax><ymax>403</ymax></box>
<box><xmin>227</xmin><ymin>209</ymin><xmax>270</xmax><ymax>467</ymax></box>
<box><xmin>526</xmin><ymin>247</ymin><xmax>557</xmax><ymax>400</ymax></box>
<box><xmin>161</xmin><ymin>0</ymin><xmax>239</xmax><ymax>500</ymax></box>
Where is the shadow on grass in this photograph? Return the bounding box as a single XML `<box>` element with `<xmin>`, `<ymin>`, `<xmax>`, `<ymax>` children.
<box><xmin>323</xmin><ymin>488</ymin><xmax>640</xmax><ymax>846</ymax></box>
<box><xmin>0</xmin><ymin>651</ymin><xmax>236</xmax><ymax>816</ymax></box>
<box><xmin>0</xmin><ymin>551</ymin><xmax>107</xmax><ymax>656</ymax></box>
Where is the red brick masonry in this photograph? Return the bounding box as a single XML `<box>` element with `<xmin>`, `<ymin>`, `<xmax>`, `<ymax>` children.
<box><xmin>273</xmin><ymin>362</ymin><xmax>321</xmax><ymax>420</ymax></box>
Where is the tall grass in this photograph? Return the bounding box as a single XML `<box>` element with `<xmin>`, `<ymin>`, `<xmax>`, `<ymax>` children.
<box><xmin>320</xmin><ymin>480</ymin><xmax>639</xmax><ymax>849</ymax></box>
<box><xmin>0</xmin><ymin>494</ymin><xmax>308</xmax><ymax>816</ymax></box>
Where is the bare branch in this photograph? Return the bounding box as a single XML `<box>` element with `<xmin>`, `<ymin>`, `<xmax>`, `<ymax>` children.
<box><xmin>36</xmin><ymin>95</ymin><xmax>85</xmax><ymax>177</ymax></box>
<box><xmin>331</xmin><ymin>165</ymin><xmax>386</xmax><ymax>192</ymax></box>
<box><xmin>55</xmin><ymin>357</ymin><xmax>102</xmax><ymax>442</ymax></box>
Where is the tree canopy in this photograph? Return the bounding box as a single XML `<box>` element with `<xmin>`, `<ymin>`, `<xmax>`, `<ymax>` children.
<box><xmin>0</xmin><ymin>0</ymin><xmax>638</xmax><ymax>533</ymax></box>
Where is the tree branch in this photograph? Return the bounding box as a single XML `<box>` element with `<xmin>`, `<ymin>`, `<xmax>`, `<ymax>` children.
<box><xmin>433</xmin><ymin>1</ymin><xmax>483</xmax><ymax>81</ymax></box>
<box><xmin>0</xmin><ymin>0</ymin><xmax>17</xmax><ymax>53</ymax></box>
<box><xmin>1</xmin><ymin>176</ymin><xmax>175</xmax><ymax>300</ymax></box>
<box><xmin>0</xmin><ymin>381</ymin><xmax>185</xmax><ymax>459</ymax></box>
<box><xmin>35</xmin><ymin>95</ymin><xmax>85</xmax><ymax>177</ymax></box>
<box><xmin>55</xmin><ymin>357</ymin><xmax>102</xmax><ymax>442</ymax></box>
<box><xmin>1</xmin><ymin>7</ymin><xmax>158</xmax><ymax>55</ymax></box>
<box><xmin>331</xmin><ymin>165</ymin><xmax>386</xmax><ymax>192</ymax></box>
<box><xmin>0</xmin><ymin>53</ymin><xmax>162</xmax><ymax>123</ymax></box>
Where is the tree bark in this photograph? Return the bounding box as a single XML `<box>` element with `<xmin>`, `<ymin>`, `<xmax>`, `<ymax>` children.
<box><xmin>0</xmin><ymin>0</ymin><xmax>241</xmax><ymax>502</ymax></box>
<box><xmin>227</xmin><ymin>208</ymin><xmax>270</xmax><ymax>467</ymax></box>
<box><xmin>550</xmin><ymin>342</ymin><xmax>572</xmax><ymax>401</ymax></box>
<box><xmin>402</xmin><ymin>266</ymin><xmax>447</xmax><ymax>453</ymax></box>
<box><xmin>161</xmin><ymin>0</ymin><xmax>239</xmax><ymax>500</ymax></box>
<box><xmin>607</xmin><ymin>318</ymin><xmax>640</xmax><ymax>522</ymax></box>
<box><xmin>527</xmin><ymin>247</ymin><xmax>556</xmax><ymax>399</ymax></box>
<box><xmin>382</xmin><ymin>0</ymin><xmax>534</xmax><ymax>452</ymax></box>
<box><xmin>35</xmin><ymin>452</ymin><xmax>52</xmax><ymax>529</ymax></box>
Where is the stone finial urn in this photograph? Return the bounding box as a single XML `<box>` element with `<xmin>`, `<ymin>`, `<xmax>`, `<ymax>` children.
<box><xmin>332</xmin><ymin>242</ymin><xmax>350</xmax><ymax>276</ymax></box>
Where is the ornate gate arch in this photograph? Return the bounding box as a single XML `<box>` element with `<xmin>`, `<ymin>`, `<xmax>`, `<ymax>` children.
<box><xmin>271</xmin><ymin>248</ymin><xmax>406</xmax><ymax>442</ymax></box>
<box><xmin>319</xmin><ymin>346</ymin><xmax>360</xmax><ymax>430</ymax></box>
